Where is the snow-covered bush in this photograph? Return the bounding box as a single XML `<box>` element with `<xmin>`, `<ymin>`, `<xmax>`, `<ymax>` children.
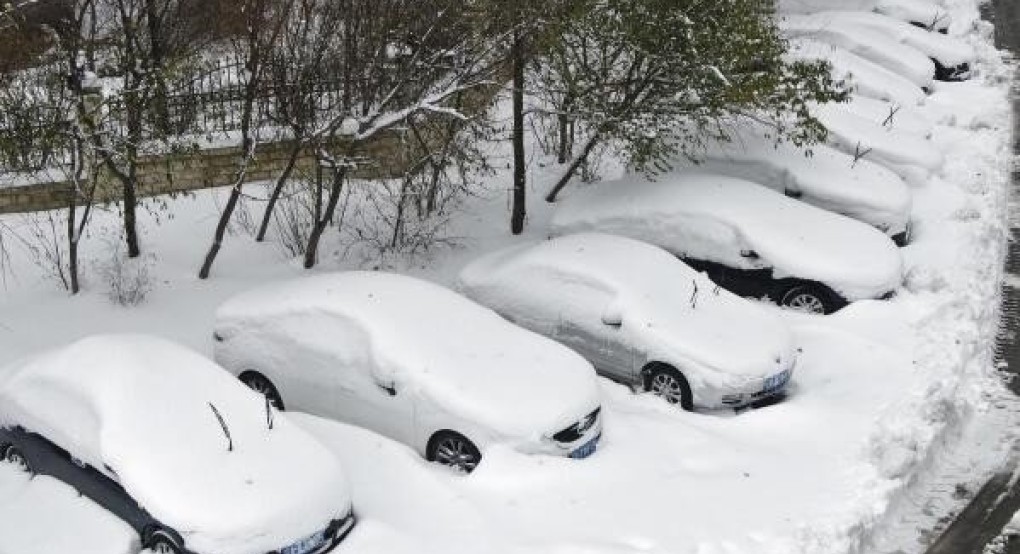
<box><xmin>95</xmin><ymin>239</ymin><xmax>154</xmax><ymax>306</ymax></box>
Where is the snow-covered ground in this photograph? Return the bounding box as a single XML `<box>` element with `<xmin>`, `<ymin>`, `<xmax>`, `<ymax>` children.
<box><xmin>0</xmin><ymin>1</ymin><xmax>1018</xmax><ymax>554</ymax></box>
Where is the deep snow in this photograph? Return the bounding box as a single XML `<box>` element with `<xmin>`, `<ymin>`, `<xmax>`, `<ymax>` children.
<box><xmin>0</xmin><ymin>0</ymin><xmax>1017</xmax><ymax>553</ymax></box>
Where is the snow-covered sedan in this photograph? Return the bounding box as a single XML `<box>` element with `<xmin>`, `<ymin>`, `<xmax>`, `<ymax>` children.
<box><xmin>0</xmin><ymin>335</ymin><xmax>355</xmax><ymax>554</ymax></box>
<box><xmin>214</xmin><ymin>272</ymin><xmax>603</xmax><ymax>473</ymax></box>
<box><xmin>550</xmin><ymin>171</ymin><xmax>904</xmax><ymax>314</ymax></box>
<box><xmin>688</xmin><ymin>126</ymin><xmax>913</xmax><ymax>244</ymax></box>
<box><xmin>783</xmin><ymin>11</ymin><xmax>974</xmax><ymax>81</ymax></box>
<box><xmin>458</xmin><ymin>233</ymin><xmax>798</xmax><ymax>411</ymax></box>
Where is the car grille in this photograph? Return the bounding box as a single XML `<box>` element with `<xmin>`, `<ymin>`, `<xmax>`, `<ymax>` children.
<box><xmin>552</xmin><ymin>407</ymin><xmax>601</xmax><ymax>443</ymax></box>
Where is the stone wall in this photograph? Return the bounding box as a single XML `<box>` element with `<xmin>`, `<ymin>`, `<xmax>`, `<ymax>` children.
<box><xmin>0</xmin><ymin>77</ymin><xmax>504</xmax><ymax>215</ymax></box>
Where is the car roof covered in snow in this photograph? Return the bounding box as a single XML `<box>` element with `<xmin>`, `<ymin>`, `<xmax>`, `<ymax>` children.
<box><xmin>688</xmin><ymin>125</ymin><xmax>912</xmax><ymax>234</ymax></box>
<box><xmin>216</xmin><ymin>272</ymin><xmax>601</xmax><ymax>439</ymax></box>
<box><xmin>458</xmin><ymin>233</ymin><xmax>796</xmax><ymax>381</ymax></box>
<box><xmin>0</xmin><ymin>335</ymin><xmax>350</xmax><ymax>554</ymax></box>
<box><xmin>550</xmin><ymin>171</ymin><xmax>903</xmax><ymax>301</ymax></box>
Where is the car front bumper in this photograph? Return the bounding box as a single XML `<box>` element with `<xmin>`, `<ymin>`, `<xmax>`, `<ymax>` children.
<box><xmin>718</xmin><ymin>367</ymin><xmax>795</xmax><ymax>409</ymax></box>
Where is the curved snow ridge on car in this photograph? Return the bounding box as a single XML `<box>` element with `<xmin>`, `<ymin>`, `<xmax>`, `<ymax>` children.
<box><xmin>874</xmin><ymin>0</ymin><xmax>952</xmax><ymax>32</ymax></box>
<box><xmin>815</xmin><ymin>105</ymin><xmax>945</xmax><ymax>185</ymax></box>
<box><xmin>216</xmin><ymin>272</ymin><xmax>602</xmax><ymax>440</ymax></box>
<box><xmin>781</xmin><ymin>14</ymin><xmax>936</xmax><ymax>90</ymax></box>
<box><xmin>833</xmin><ymin>95</ymin><xmax>935</xmax><ymax>138</ymax></box>
<box><xmin>550</xmin><ymin>172</ymin><xmax>904</xmax><ymax>302</ymax></box>
<box><xmin>794</xmin><ymin>11</ymin><xmax>976</xmax><ymax>68</ymax></box>
<box><xmin>458</xmin><ymin>233</ymin><xmax>797</xmax><ymax>384</ymax></box>
<box><xmin>690</xmin><ymin>129</ymin><xmax>912</xmax><ymax>235</ymax></box>
<box><xmin>0</xmin><ymin>334</ymin><xmax>351</xmax><ymax>554</ymax></box>
<box><xmin>787</xmin><ymin>38</ymin><xmax>927</xmax><ymax>106</ymax></box>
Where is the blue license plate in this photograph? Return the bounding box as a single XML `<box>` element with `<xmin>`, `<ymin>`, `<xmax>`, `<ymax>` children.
<box><xmin>282</xmin><ymin>530</ymin><xmax>326</xmax><ymax>554</ymax></box>
<box><xmin>570</xmin><ymin>436</ymin><xmax>598</xmax><ymax>459</ymax></box>
<box><xmin>763</xmin><ymin>370</ymin><xmax>791</xmax><ymax>394</ymax></box>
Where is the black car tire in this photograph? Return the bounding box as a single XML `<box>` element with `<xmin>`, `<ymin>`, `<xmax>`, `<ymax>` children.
<box><xmin>2</xmin><ymin>444</ymin><xmax>31</xmax><ymax>473</ymax></box>
<box><xmin>239</xmin><ymin>372</ymin><xmax>285</xmax><ymax>410</ymax></box>
<box><xmin>780</xmin><ymin>284</ymin><xmax>837</xmax><ymax>315</ymax></box>
<box><xmin>644</xmin><ymin>365</ymin><xmax>694</xmax><ymax>411</ymax></box>
<box><xmin>145</xmin><ymin>529</ymin><xmax>183</xmax><ymax>554</ymax></box>
<box><xmin>426</xmin><ymin>431</ymin><xmax>481</xmax><ymax>473</ymax></box>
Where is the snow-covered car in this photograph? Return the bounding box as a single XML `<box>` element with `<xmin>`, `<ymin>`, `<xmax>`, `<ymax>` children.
<box><xmin>0</xmin><ymin>334</ymin><xmax>355</xmax><ymax>554</ymax></box>
<box><xmin>214</xmin><ymin>272</ymin><xmax>603</xmax><ymax>473</ymax></box>
<box><xmin>814</xmin><ymin>104</ymin><xmax>945</xmax><ymax>186</ymax></box>
<box><xmin>782</xmin><ymin>15</ymin><xmax>936</xmax><ymax>90</ymax></box>
<box><xmin>827</xmin><ymin>95</ymin><xmax>934</xmax><ymax>139</ymax></box>
<box><xmin>784</xmin><ymin>11</ymin><xmax>974</xmax><ymax>81</ymax></box>
<box><xmin>874</xmin><ymin>0</ymin><xmax>951</xmax><ymax>33</ymax></box>
<box><xmin>550</xmin><ymin>171</ymin><xmax>904</xmax><ymax>314</ymax></box>
<box><xmin>688</xmin><ymin>127</ymin><xmax>913</xmax><ymax>244</ymax></box>
<box><xmin>787</xmin><ymin>38</ymin><xmax>927</xmax><ymax>106</ymax></box>
<box><xmin>457</xmin><ymin>233</ymin><xmax>798</xmax><ymax>411</ymax></box>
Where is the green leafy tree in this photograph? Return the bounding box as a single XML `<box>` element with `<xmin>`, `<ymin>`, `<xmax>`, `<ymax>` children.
<box><xmin>538</xmin><ymin>0</ymin><xmax>849</xmax><ymax>202</ymax></box>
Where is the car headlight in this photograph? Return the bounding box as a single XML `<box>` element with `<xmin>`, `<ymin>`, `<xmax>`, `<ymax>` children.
<box><xmin>551</xmin><ymin>407</ymin><xmax>601</xmax><ymax>443</ymax></box>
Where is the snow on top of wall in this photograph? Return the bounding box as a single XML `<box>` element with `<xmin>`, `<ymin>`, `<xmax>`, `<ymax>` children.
<box><xmin>0</xmin><ymin>334</ymin><xmax>351</xmax><ymax>554</ymax></box>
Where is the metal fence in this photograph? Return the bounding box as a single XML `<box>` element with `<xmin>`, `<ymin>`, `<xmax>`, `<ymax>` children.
<box><xmin>0</xmin><ymin>54</ymin><xmax>353</xmax><ymax>174</ymax></box>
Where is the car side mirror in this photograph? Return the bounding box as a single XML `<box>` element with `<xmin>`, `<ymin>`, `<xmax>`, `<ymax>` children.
<box><xmin>601</xmin><ymin>302</ymin><xmax>623</xmax><ymax>328</ymax></box>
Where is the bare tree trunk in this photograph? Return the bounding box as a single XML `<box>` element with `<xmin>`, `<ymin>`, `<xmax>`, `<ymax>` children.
<box><xmin>557</xmin><ymin>93</ymin><xmax>574</xmax><ymax>164</ymax></box>
<box><xmin>255</xmin><ymin>141</ymin><xmax>302</xmax><ymax>241</ymax></box>
<box><xmin>510</xmin><ymin>28</ymin><xmax>526</xmax><ymax>235</ymax></box>
<box><xmin>122</xmin><ymin>170</ymin><xmax>140</xmax><ymax>257</ymax></box>
<box><xmin>304</xmin><ymin>165</ymin><xmax>345</xmax><ymax>269</ymax></box>
<box><xmin>545</xmin><ymin>133</ymin><xmax>600</xmax><ymax>203</ymax></box>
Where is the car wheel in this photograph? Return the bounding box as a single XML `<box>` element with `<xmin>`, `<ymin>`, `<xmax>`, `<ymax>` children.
<box><xmin>240</xmin><ymin>372</ymin><xmax>285</xmax><ymax>410</ymax></box>
<box><xmin>427</xmin><ymin>431</ymin><xmax>481</xmax><ymax>473</ymax></box>
<box><xmin>645</xmin><ymin>365</ymin><xmax>694</xmax><ymax>411</ymax></box>
<box><xmin>146</xmin><ymin>529</ymin><xmax>182</xmax><ymax>554</ymax></box>
<box><xmin>780</xmin><ymin>284</ymin><xmax>834</xmax><ymax>315</ymax></box>
<box><xmin>2</xmin><ymin>444</ymin><xmax>31</xmax><ymax>473</ymax></box>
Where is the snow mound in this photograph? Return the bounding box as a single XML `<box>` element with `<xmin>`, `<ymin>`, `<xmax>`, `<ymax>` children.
<box><xmin>688</xmin><ymin>126</ymin><xmax>912</xmax><ymax>235</ymax></box>
<box><xmin>787</xmin><ymin>38</ymin><xmax>927</xmax><ymax>106</ymax></box>
<box><xmin>216</xmin><ymin>271</ymin><xmax>601</xmax><ymax>440</ymax></box>
<box><xmin>550</xmin><ymin>171</ymin><xmax>904</xmax><ymax>301</ymax></box>
<box><xmin>796</xmin><ymin>11</ymin><xmax>976</xmax><ymax>68</ymax></box>
<box><xmin>0</xmin><ymin>466</ymin><xmax>136</xmax><ymax>554</ymax></box>
<box><xmin>874</xmin><ymin>0</ymin><xmax>952</xmax><ymax>31</ymax></box>
<box><xmin>0</xmin><ymin>335</ymin><xmax>352</xmax><ymax>554</ymax></box>
<box><xmin>782</xmin><ymin>14</ymin><xmax>936</xmax><ymax>90</ymax></box>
